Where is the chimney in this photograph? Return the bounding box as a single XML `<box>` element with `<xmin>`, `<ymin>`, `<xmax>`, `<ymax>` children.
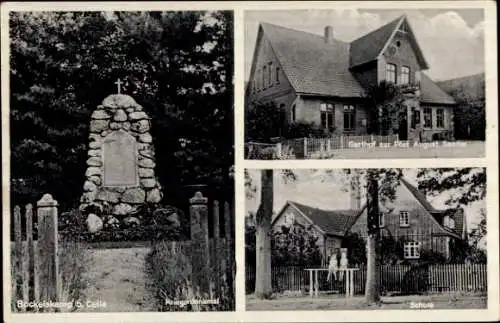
<box><xmin>324</xmin><ymin>26</ymin><xmax>334</xmax><ymax>44</ymax></box>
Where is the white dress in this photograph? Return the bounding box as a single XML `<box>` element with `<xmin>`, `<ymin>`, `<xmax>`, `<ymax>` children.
<box><xmin>327</xmin><ymin>254</ymin><xmax>338</xmax><ymax>282</ymax></box>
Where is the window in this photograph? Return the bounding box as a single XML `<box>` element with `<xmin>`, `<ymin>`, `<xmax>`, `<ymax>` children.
<box><xmin>436</xmin><ymin>108</ymin><xmax>444</xmax><ymax>128</ymax></box>
<box><xmin>262</xmin><ymin>66</ymin><xmax>267</xmax><ymax>89</ymax></box>
<box><xmin>423</xmin><ymin>108</ymin><xmax>432</xmax><ymax>128</ymax></box>
<box><xmin>276</xmin><ymin>67</ymin><xmax>280</xmax><ymax>84</ymax></box>
<box><xmin>404</xmin><ymin>242</ymin><xmax>420</xmax><ymax>259</ymax></box>
<box><xmin>379</xmin><ymin>212</ymin><xmax>385</xmax><ymax>228</ymax></box>
<box><xmin>386</xmin><ymin>63</ymin><xmax>396</xmax><ymax>83</ymax></box>
<box><xmin>401</xmin><ymin>66</ymin><xmax>410</xmax><ymax>84</ymax></box>
<box><xmin>268</xmin><ymin>62</ymin><xmax>273</xmax><ymax>86</ymax></box>
<box><xmin>399</xmin><ymin>211</ymin><xmax>410</xmax><ymax>227</ymax></box>
<box><xmin>410</xmin><ymin>108</ymin><xmax>420</xmax><ymax>129</ymax></box>
<box><xmin>291</xmin><ymin>104</ymin><xmax>296</xmax><ymax>122</ymax></box>
<box><xmin>320</xmin><ymin>103</ymin><xmax>334</xmax><ymax>131</ymax></box>
<box><xmin>284</xmin><ymin>212</ymin><xmax>295</xmax><ymax>226</ymax></box>
<box><xmin>343</xmin><ymin>105</ymin><xmax>356</xmax><ymax>131</ymax></box>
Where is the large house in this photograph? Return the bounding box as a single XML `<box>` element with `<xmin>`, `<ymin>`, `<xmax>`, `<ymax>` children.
<box><xmin>271</xmin><ymin>178</ymin><xmax>466</xmax><ymax>264</ymax></box>
<box><xmin>246</xmin><ymin>16</ymin><xmax>457</xmax><ymax>142</ymax></box>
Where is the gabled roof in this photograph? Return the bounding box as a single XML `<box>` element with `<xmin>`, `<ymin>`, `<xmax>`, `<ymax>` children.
<box><xmin>349</xmin><ymin>16</ymin><xmax>402</xmax><ymax>68</ymax></box>
<box><xmin>401</xmin><ymin>178</ymin><xmax>464</xmax><ymax>238</ymax></box>
<box><xmin>260</xmin><ymin>22</ymin><xmax>366</xmax><ymax>98</ymax></box>
<box><xmin>257</xmin><ymin>20</ymin><xmax>452</xmax><ymax>105</ymax></box>
<box><xmin>349</xmin><ymin>15</ymin><xmax>429</xmax><ymax>69</ymax></box>
<box><xmin>420</xmin><ymin>73</ymin><xmax>456</xmax><ymax>105</ymax></box>
<box><xmin>272</xmin><ymin>200</ymin><xmax>360</xmax><ymax>237</ymax></box>
<box><xmin>401</xmin><ymin>178</ymin><xmax>442</xmax><ymax>214</ymax></box>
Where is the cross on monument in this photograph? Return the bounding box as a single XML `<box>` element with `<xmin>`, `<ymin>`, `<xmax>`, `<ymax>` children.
<box><xmin>114</xmin><ymin>78</ymin><xmax>123</xmax><ymax>94</ymax></box>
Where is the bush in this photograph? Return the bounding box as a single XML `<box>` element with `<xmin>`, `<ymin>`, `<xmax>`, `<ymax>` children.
<box><xmin>59</xmin><ymin>204</ymin><xmax>185</xmax><ymax>243</ymax></box>
<box><xmin>58</xmin><ymin>237</ymin><xmax>89</xmax><ymax>311</ymax></box>
<box><xmin>284</xmin><ymin>121</ymin><xmax>326</xmax><ymax>139</ymax></box>
<box><xmin>145</xmin><ymin>240</ymin><xmax>234</xmax><ymax>311</ymax></box>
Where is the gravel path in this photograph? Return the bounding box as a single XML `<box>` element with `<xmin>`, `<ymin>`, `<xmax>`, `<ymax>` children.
<box><xmin>78</xmin><ymin>247</ymin><xmax>157</xmax><ymax>312</ymax></box>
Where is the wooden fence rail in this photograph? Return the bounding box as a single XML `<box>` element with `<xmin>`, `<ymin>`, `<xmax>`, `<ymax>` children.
<box><xmin>246</xmin><ymin>264</ymin><xmax>487</xmax><ymax>295</ymax></box>
<box><xmin>246</xmin><ymin>134</ymin><xmax>400</xmax><ymax>159</ymax></box>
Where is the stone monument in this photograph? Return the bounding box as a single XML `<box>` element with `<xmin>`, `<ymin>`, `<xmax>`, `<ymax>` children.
<box><xmin>80</xmin><ymin>79</ymin><xmax>162</xmax><ymax>219</ymax></box>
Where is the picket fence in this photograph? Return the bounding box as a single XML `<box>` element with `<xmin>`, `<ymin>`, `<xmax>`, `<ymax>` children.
<box><xmin>246</xmin><ymin>264</ymin><xmax>487</xmax><ymax>295</ymax></box>
<box><xmin>11</xmin><ymin>191</ymin><xmax>235</xmax><ymax>312</ymax></box>
<box><xmin>184</xmin><ymin>193</ymin><xmax>235</xmax><ymax>309</ymax></box>
<box><xmin>11</xmin><ymin>194</ymin><xmax>59</xmax><ymax>312</ymax></box>
<box><xmin>246</xmin><ymin>134</ymin><xmax>399</xmax><ymax>159</ymax></box>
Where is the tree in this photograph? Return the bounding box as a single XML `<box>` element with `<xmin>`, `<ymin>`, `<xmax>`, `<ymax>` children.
<box><xmin>245</xmin><ymin>101</ymin><xmax>281</xmax><ymax>143</ymax></box>
<box><xmin>364</xmin><ymin>170</ymin><xmax>380</xmax><ymax>303</ymax></box>
<box><xmin>364</xmin><ymin>81</ymin><xmax>406</xmax><ymax>136</ymax></box>
<box><xmin>417</xmin><ymin>168</ymin><xmax>487</xmax><ymax>262</ymax></box>
<box><xmin>342</xmin><ymin>168</ymin><xmax>402</xmax><ymax>304</ymax></box>
<box><xmin>254</xmin><ymin>169</ymin><xmax>273</xmax><ymax>299</ymax></box>
<box><xmin>448</xmin><ymin>81</ymin><xmax>485</xmax><ymax>140</ymax></box>
<box><xmin>10</xmin><ymin>11</ymin><xmax>233</xmax><ymax>210</ymax></box>
<box><xmin>272</xmin><ymin>225</ymin><xmax>322</xmax><ymax>266</ymax></box>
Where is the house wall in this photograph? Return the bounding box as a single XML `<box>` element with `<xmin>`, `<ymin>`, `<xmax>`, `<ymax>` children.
<box><xmin>381</xmin><ymin>29</ymin><xmax>422</xmax><ymax>85</ymax></box>
<box><xmin>247</xmin><ymin>32</ymin><xmax>297</xmax><ymax>124</ymax></box>
<box><xmin>298</xmin><ymin>97</ymin><xmax>369</xmax><ymax>135</ymax></box>
<box><xmin>349</xmin><ymin>183</ymin><xmax>451</xmax><ymax>258</ymax></box>
<box><xmin>419</xmin><ymin>105</ymin><xmax>454</xmax><ymax>141</ymax></box>
<box><xmin>405</xmin><ymin>102</ymin><xmax>454</xmax><ymax>142</ymax></box>
<box><xmin>272</xmin><ymin>204</ymin><xmax>327</xmax><ymax>260</ymax></box>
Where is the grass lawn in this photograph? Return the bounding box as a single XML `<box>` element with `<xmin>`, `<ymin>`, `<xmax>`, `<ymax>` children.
<box><xmin>307</xmin><ymin>141</ymin><xmax>485</xmax><ymax>159</ymax></box>
<box><xmin>246</xmin><ymin>294</ymin><xmax>488</xmax><ymax>311</ymax></box>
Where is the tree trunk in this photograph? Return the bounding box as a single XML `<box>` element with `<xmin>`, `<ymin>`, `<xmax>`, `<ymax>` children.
<box><xmin>255</xmin><ymin>169</ymin><xmax>273</xmax><ymax>299</ymax></box>
<box><xmin>365</xmin><ymin>170</ymin><xmax>380</xmax><ymax>304</ymax></box>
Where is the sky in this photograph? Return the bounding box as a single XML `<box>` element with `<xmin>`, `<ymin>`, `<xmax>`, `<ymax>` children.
<box><xmin>244</xmin><ymin>9</ymin><xmax>485</xmax><ymax>82</ymax></box>
<box><xmin>245</xmin><ymin>169</ymin><xmax>485</xmax><ymax>234</ymax></box>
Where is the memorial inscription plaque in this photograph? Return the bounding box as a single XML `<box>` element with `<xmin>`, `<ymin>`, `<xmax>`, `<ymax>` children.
<box><xmin>103</xmin><ymin>130</ymin><xmax>138</xmax><ymax>186</ymax></box>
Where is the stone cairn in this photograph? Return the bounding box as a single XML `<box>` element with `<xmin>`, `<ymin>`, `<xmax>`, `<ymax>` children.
<box><xmin>80</xmin><ymin>80</ymin><xmax>162</xmax><ymax>230</ymax></box>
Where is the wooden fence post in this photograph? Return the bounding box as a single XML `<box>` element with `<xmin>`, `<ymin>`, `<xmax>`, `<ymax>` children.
<box><xmin>303</xmin><ymin>137</ymin><xmax>308</xmax><ymax>158</ymax></box>
<box><xmin>25</xmin><ymin>204</ymin><xmax>37</xmax><ymax>310</ymax></box>
<box><xmin>36</xmin><ymin>194</ymin><xmax>60</xmax><ymax>309</ymax></box>
<box><xmin>213</xmin><ymin>200</ymin><xmax>220</xmax><ymax>297</ymax></box>
<box><xmin>224</xmin><ymin>201</ymin><xmax>235</xmax><ymax>303</ymax></box>
<box><xmin>189</xmin><ymin>191</ymin><xmax>210</xmax><ymax>297</ymax></box>
<box><xmin>13</xmin><ymin>206</ymin><xmax>24</xmax><ymax>311</ymax></box>
<box><xmin>275</xmin><ymin>143</ymin><xmax>282</xmax><ymax>158</ymax></box>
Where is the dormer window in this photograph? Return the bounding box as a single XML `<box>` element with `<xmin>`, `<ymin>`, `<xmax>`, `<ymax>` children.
<box><xmin>444</xmin><ymin>216</ymin><xmax>455</xmax><ymax>229</ymax></box>
<box><xmin>386</xmin><ymin>63</ymin><xmax>396</xmax><ymax>83</ymax></box>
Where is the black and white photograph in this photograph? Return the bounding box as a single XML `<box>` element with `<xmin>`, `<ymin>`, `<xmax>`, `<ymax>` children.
<box><xmin>245</xmin><ymin>168</ymin><xmax>487</xmax><ymax>310</ymax></box>
<box><xmin>244</xmin><ymin>9</ymin><xmax>486</xmax><ymax>159</ymax></box>
<box><xmin>7</xmin><ymin>10</ymin><xmax>235</xmax><ymax>313</ymax></box>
